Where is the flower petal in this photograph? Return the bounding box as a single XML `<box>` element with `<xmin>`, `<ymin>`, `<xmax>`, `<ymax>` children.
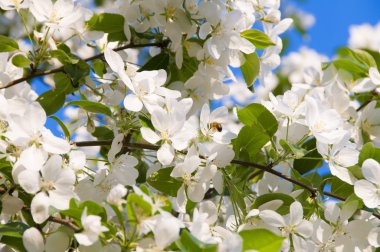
<box><xmin>157</xmin><ymin>143</ymin><xmax>174</xmax><ymax>166</ymax></box>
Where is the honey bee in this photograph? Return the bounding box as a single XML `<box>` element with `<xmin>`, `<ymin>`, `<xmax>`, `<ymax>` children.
<box><xmin>208</xmin><ymin>122</ymin><xmax>223</xmax><ymax>133</ymax></box>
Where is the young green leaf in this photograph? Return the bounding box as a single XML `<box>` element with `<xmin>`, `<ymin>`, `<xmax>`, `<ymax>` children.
<box><xmin>359</xmin><ymin>142</ymin><xmax>380</xmax><ymax>165</ymax></box>
<box><xmin>237</xmin><ymin>103</ymin><xmax>278</xmax><ymax>136</ymax></box>
<box><xmin>66</xmin><ymin>100</ymin><xmax>113</xmax><ymax>117</ymax></box>
<box><xmin>0</xmin><ymin>35</ymin><xmax>19</xmax><ymax>52</ymax></box>
<box><xmin>177</xmin><ymin>230</ymin><xmax>218</xmax><ymax>252</ymax></box>
<box><xmin>11</xmin><ymin>54</ymin><xmax>31</xmax><ymax>68</ymax></box>
<box><xmin>241</xmin><ymin>29</ymin><xmax>276</xmax><ymax>50</ymax></box>
<box><xmin>147</xmin><ymin>167</ymin><xmax>182</xmax><ymax>197</ymax></box>
<box><xmin>37</xmin><ymin>90</ymin><xmax>66</xmax><ymax>116</ymax></box>
<box><xmin>87</xmin><ymin>13</ymin><xmax>125</xmax><ymax>33</ymax></box>
<box><xmin>50</xmin><ymin>115</ymin><xmax>71</xmax><ymax>141</ymax></box>
<box><xmin>138</xmin><ymin>53</ymin><xmax>170</xmax><ymax>72</ymax></box>
<box><xmin>241</xmin><ymin>52</ymin><xmax>260</xmax><ymax>87</ymax></box>
<box><xmin>251</xmin><ymin>193</ymin><xmax>295</xmax><ymax>215</ymax></box>
<box><xmin>239</xmin><ymin>229</ymin><xmax>284</xmax><ymax>252</ymax></box>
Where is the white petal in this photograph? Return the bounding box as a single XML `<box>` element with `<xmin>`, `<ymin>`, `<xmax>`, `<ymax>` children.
<box><xmin>199</xmin><ymin>22</ymin><xmax>211</xmax><ymax>40</ymax></box>
<box><xmin>69</xmin><ymin>150</ymin><xmax>86</xmax><ymax>171</ymax></box>
<box><xmin>123</xmin><ymin>94</ymin><xmax>143</xmax><ymax>112</ymax></box>
<box><xmin>272</xmin><ymin>18</ymin><xmax>293</xmax><ymax>35</ymax></box>
<box><xmin>176</xmin><ymin>185</ymin><xmax>187</xmax><ymax>214</ymax></box>
<box><xmin>41</xmin><ymin>155</ymin><xmax>62</xmax><ymax>182</ymax></box>
<box><xmin>104</xmin><ymin>47</ymin><xmax>124</xmax><ymax>73</ymax></box>
<box><xmin>157</xmin><ymin>143</ymin><xmax>174</xmax><ymax>166</ymax></box>
<box><xmin>140</xmin><ymin>127</ymin><xmax>161</xmax><ymax>144</ymax></box>
<box><xmin>289</xmin><ymin>201</ymin><xmax>303</xmax><ymax>226</ymax></box>
<box><xmin>1</xmin><ymin>194</ymin><xmax>24</xmax><ymax>215</ymax></box>
<box><xmin>259</xmin><ymin>210</ymin><xmax>286</xmax><ymax>227</ymax></box>
<box><xmin>295</xmin><ymin>220</ymin><xmax>313</xmax><ymax>238</ymax></box>
<box><xmin>354</xmin><ymin>180</ymin><xmax>380</xmax><ymax>208</ymax></box>
<box><xmin>74</xmin><ymin>231</ymin><xmax>99</xmax><ymax>246</ymax></box>
<box><xmin>153</xmin><ymin>215</ymin><xmax>182</xmax><ymax>249</ymax></box>
<box><xmin>212</xmin><ymin>170</ymin><xmax>224</xmax><ymax>194</ymax></box>
<box><xmin>362</xmin><ymin>159</ymin><xmax>380</xmax><ymax>184</ymax></box>
<box><xmin>23</xmin><ymin>227</ymin><xmax>44</xmax><ymax>252</ymax></box>
<box><xmin>368</xmin><ymin>227</ymin><xmax>380</xmax><ymax>247</ymax></box>
<box><xmin>41</xmin><ymin>128</ymin><xmax>71</xmax><ymax>154</ymax></box>
<box><xmin>18</xmin><ymin>170</ymin><xmax>41</xmax><ymax>194</ymax></box>
<box><xmin>31</xmin><ymin>192</ymin><xmax>50</xmax><ymax>224</ymax></box>
<box><xmin>19</xmin><ymin>145</ymin><xmax>47</xmax><ymax>171</ymax></box>
<box><xmin>324</xmin><ymin>203</ymin><xmax>339</xmax><ymax>224</ymax></box>
<box><xmin>369</xmin><ymin>67</ymin><xmax>380</xmax><ymax>84</ymax></box>
<box><xmin>107</xmin><ymin>133</ymin><xmax>124</xmax><ymax>163</ymax></box>
<box><xmin>188</xmin><ymin>182</ymin><xmax>207</xmax><ymax>202</ymax></box>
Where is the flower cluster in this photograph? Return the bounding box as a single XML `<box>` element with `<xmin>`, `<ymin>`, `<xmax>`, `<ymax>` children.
<box><xmin>0</xmin><ymin>0</ymin><xmax>379</xmax><ymax>251</ymax></box>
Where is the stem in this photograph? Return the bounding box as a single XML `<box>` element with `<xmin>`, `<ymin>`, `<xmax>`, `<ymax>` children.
<box><xmin>72</xmin><ymin>139</ymin><xmax>380</xmax><ymax>219</ymax></box>
<box><xmin>0</xmin><ymin>41</ymin><xmax>169</xmax><ymax>90</ymax></box>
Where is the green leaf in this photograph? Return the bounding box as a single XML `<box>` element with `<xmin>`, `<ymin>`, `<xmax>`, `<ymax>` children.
<box><xmin>50</xmin><ymin>49</ymin><xmax>79</xmax><ymax>64</ymax></box>
<box><xmin>63</xmin><ymin>60</ymin><xmax>90</xmax><ymax>88</ymax></box>
<box><xmin>233</xmin><ymin>125</ymin><xmax>270</xmax><ymax>160</ymax></box>
<box><xmin>37</xmin><ymin>89</ymin><xmax>66</xmax><ymax>116</ymax></box>
<box><xmin>66</xmin><ymin>100</ymin><xmax>112</xmax><ymax>117</ymax></box>
<box><xmin>332</xmin><ymin>59</ymin><xmax>368</xmax><ymax>80</ymax></box>
<box><xmin>279</xmin><ymin>139</ymin><xmax>307</xmax><ymax>159</ymax></box>
<box><xmin>126</xmin><ymin>193</ymin><xmax>152</xmax><ymax>223</ymax></box>
<box><xmin>359</xmin><ymin>142</ymin><xmax>380</xmax><ymax>165</ymax></box>
<box><xmin>237</xmin><ymin>103</ymin><xmax>278</xmax><ymax>136</ymax></box>
<box><xmin>330</xmin><ymin>177</ymin><xmax>354</xmax><ymax>198</ymax></box>
<box><xmin>138</xmin><ymin>53</ymin><xmax>169</xmax><ymax>72</ymax></box>
<box><xmin>50</xmin><ymin>115</ymin><xmax>70</xmax><ymax>141</ymax></box>
<box><xmin>251</xmin><ymin>193</ymin><xmax>295</xmax><ymax>215</ymax></box>
<box><xmin>92</xmin><ymin>126</ymin><xmax>114</xmax><ymax>140</ymax></box>
<box><xmin>294</xmin><ymin>138</ymin><xmax>323</xmax><ymax>174</ymax></box>
<box><xmin>168</xmin><ymin>50</ymin><xmax>198</xmax><ymax>82</ymax></box>
<box><xmin>0</xmin><ymin>159</ymin><xmax>13</xmax><ymax>181</ymax></box>
<box><xmin>0</xmin><ymin>35</ymin><xmax>19</xmax><ymax>52</ymax></box>
<box><xmin>11</xmin><ymin>54</ymin><xmax>31</xmax><ymax>68</ymax></box>
<box><xmin>241</xmin><ymin>29</ymin><xmax>276</xmax><ymax>50</ymax></box>
<box><xmin>54</xmin><ymin>72</ymin><xmax>76</xmax><ymax>95</ymax></box>
<box><xmin>0</xmin><ymin>222</ymin><xmax>28</xmax><ymax>238</ymax></box>
<box><xmin>241</xmin><ymin>52</ymin><xmax>260</xmax><ymax>87</ymax></box>
<box><xmin>0</xmin><ymin>236</ymin><xmax>27</xmax><ymax>252</ymax></box>
<box><xmin>139</xmin><ymin>115</ymin><xmax>154</xmax><ymax>130</ymax></box>
<box><xmin>87</xmin><ymin>13</ymin><xmax>125</xmax><ymax>33</ymax></box>
<box><xmin>92</xmin><ymin>59</ymin><xmax>105</xmax><ymax>78</ymax></box>
<box><xmin>239</xmin><ymin>229</ymin><xmax>284</xmax><ymax>252</ymax></box>
<box><xmin>147</xmin><ymin>167</ymin><xmax>182</xmax><ymax>197</ymax></box>
<box><xmin>177</xmin><ymin>230</ymin><xmax>218</xmax><ymax>252</ymax></box>
<box><xmin>61</xmin><ymin>200</ymin><xmax>107</xmax><ymax>223</ymax></box>
<box><xmin>337</xmin><ymin>47</ymin><xmax>377</xmax><ymax>68</ymax></box>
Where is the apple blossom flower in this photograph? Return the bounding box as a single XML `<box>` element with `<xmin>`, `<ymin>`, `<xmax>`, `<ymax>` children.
<box><xmin>74</xmin><ymin>208</ymin><xmax>109</xmax><ymax>246</ymax></box>
<box><xmin>354</xmin><ymin>159</ymin><xmax>380</xmax><ymax>208</ymax></box>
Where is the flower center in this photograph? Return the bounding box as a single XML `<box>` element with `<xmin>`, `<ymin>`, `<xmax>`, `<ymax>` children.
<box><xmin>41</xmin><ymin>180</ymin><xmax>55</xmax><ymax>191</ymax></box>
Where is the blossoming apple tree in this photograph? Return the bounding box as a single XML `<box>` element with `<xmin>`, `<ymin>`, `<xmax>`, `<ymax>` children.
<box><xmin>0</xmin><ymin>0</ymin><xmax>380</xmax><ymax>251</ymax></box>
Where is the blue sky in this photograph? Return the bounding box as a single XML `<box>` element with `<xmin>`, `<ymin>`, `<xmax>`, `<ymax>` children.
<box><xmin>286</xmin><ymin>0</ymin><xmax>380</xmax><ymax>57</ymax></box>
<box><xmin>41</xmin><ymin>0</ymin><xmax>380</xmax><ymax>135</ymax></box>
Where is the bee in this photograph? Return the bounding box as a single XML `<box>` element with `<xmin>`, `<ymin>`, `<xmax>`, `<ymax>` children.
<box><xmin>208</xmin><ymin>122</ymin><xmax>223</xmax><ymax>133</ymax></box>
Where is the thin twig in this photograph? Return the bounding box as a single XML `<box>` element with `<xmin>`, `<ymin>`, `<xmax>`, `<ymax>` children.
<box><xmin>74</xmin><ymin>140</ymin><xmax>317</xmax><ymax>196</ymax></box>
<box><xmin>0</xmin><ymin>41</ymin><xmax>169</xmax><ymax>90</ymax></box>
<box><xmin>72</xmin><ymin>139</ymin><xmax>380</xmax><ymax>219</ymax></box>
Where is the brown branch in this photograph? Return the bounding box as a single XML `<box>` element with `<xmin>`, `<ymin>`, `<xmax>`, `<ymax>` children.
<box><xmin>73</xmin><ymin>139</ymin><xmax>380</xmax><ymax>219</ymax></box>
<box><xmin>0</xmin><ymin>41</ymin><xmax>169</xmax><ymax>90</ymax></box>
<box><xmin>74</xmin><ymin>140</ymin><xmax>317</xmax><ymax>196</ymax></box>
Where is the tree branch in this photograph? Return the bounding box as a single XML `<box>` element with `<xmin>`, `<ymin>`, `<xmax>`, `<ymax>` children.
<box><xmin>0</xmin><ymin>41</ymin><xmax>169</xmax><ymax>90</ymax></box>
<box><xmin>73</xmin><ymin>140</ymin><xmax>318</xmax><ymax>197</ymax></box>
<box><xmin>72</xmin><ymin>139</ymin><xmax>380</xmax><ymax>219</ymax></box>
